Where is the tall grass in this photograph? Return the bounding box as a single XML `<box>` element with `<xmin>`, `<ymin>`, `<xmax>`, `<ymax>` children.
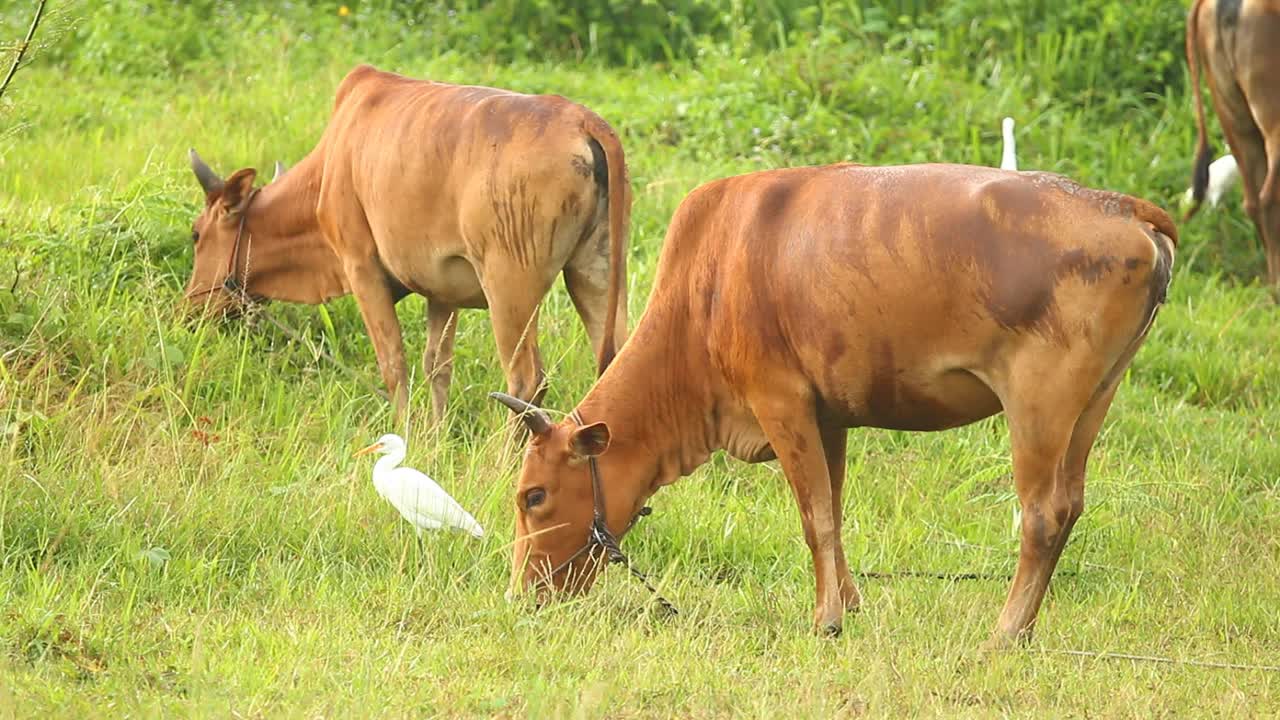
<box><xmin>1</xmin><ymin>1</ymin><xmax>1278</xmax><ymax>716</ymax></box>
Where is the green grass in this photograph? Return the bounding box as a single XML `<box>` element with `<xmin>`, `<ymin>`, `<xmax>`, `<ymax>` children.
<box><xmin>2</xmin><ymin>1</ymin><xmax>1279</xmax><ymax>716</ymax></box>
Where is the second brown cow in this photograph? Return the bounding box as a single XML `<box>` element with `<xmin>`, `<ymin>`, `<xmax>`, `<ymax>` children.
<box><xmin>495</xmin><ymin>163</ymin><xmax>1176</xmax><ymax>645</ymax></box>
<box><xmin>185</xmin><ymin>64</ymin><xmax>630</xmax><ymax>423</ymax></box>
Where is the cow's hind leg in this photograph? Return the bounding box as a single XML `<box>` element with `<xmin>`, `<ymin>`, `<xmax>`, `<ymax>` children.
<box><xmin>422</xmin><ymin>300</ymin><xmax>458</xmax><ymax>426</ymax></box>
<box><xmin>1206</xmin><ymin>66</ymin><xmax>1273</xmax><ymax>288</ymax></box>
<box><xmin>1217</xmin><ymin>110</ymin><xmax>1273</xmax><ymax>287</ymax></box>
<box><xmin>752</xmin><ymin>388</ymin><xmax>845</xmax><ymax>636</ymax></box>
<box><xmin>1055</xmin><ymin>377</ymin><xmax>1124</xmax><ymax>567</ymax></box>
<box><xmin>564</xmin><ymin>227</ymin><xmax>628</xmax><ymax>374</ymax></box>
<box><xmin>821</xmin><ymin>424</ymin><xmax>860</xmax><ymax>612</ymax></box>
<box><xmin>988</xmin><ymin>333</ymin><xmax>1143</xmax><ymax>650</ymax></box>
<box><xmin>484</xmin><ymin>261</ymin><xmax>556</xmax><ymax>410</ymax></box>
<box><xmin>1238</xmin><ymin>19</ymin><xmax>1280</xmax><ymax>296</ymax></box>
<box><xmin>987</xmin><ymin>356</ymin><xmax>1101</xmax><ymax>648</ymax></box>
<box><xmin>1251</xmin><ymin>120</ymin><xmax>1280</xmax><ymax>295</ymax></box>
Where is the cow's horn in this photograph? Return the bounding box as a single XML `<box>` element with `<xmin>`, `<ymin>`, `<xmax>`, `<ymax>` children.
<box><xmin>272</xmin><ymin>160</ymin><xmax>286</xmax><ymax>183</ymax></box>
<box><xmin>189</xmin><ymin>148</ymin><xmax>223</xmax><ymax>194</ymax></box>
<box><xmin>489</xmin><ymin>392</ymin><xmax>553</xmax><ymax>435</ymax></box>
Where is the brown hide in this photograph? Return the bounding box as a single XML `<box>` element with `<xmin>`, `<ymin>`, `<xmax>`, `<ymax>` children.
<box><xmin>500</xmin><ymin>164</ymin><xmax>1176</xmax><ymax>644</ymax></box>
<box><xmin>1186</xmin><ymin>0</ymin><xmax>1280</xmax><ymax>291</ymax></box>
<box><xmin>185</xmin><ymin>64</ymin><xmax>631</xmax><ymax>422</ymax></box>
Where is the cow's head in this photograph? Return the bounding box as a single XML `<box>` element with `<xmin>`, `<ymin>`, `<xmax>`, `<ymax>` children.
<box><xmin>491</xmin><ymin>392</ymin><xmax>628</xmax><ymax>602</ymax></box>
<box><xmin>183</xmin><ymin>149</ymin><xmax>284</xmax><ymax>316</ymax></box>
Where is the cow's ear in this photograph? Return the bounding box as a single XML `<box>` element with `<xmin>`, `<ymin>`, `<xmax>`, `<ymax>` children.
<box><xmin>568</xmin><ymin>421</ymin><xmax>611</xmax><ymax>458</ymax></box>
<box><xmin>221</xmin><ymin>168</ymin><xmax>257</xmax><ymax>216</ymax></box>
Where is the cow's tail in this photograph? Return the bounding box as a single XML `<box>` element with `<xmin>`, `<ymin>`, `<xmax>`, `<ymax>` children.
<box><xmin>1185</xmin><ymin>0</ymin><xmax>1213</xmax><ymax>222</ymax></box>
<box><xmin>582</xmin><ymin>115</ymin><xmax>631</xmax><ymax>376</ymax></box>
<box><xmin>1131</xmin><ymin>197</ymin><xmax>1178</xmax><ymax>339</ymax></box>
<box><xmin>1132</xmin><ymin>196</ymin><xmax>1179</xmax><ymax>248</ymax></box>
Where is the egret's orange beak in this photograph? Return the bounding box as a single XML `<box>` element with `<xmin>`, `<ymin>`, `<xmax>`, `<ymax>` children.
<box><xmin>353</xmin><ymin>442</ymin><xmax>384</xmax><ymax>457</ymax></box>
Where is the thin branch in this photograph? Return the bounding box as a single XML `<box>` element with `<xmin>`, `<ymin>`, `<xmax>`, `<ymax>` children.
<box><xmin>0</xmin><ymin>0</ymin><xmax>47</xmax><ymax>104</ymax></box>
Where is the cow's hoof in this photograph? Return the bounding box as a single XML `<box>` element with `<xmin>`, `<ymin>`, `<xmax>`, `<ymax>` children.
<box><xmin>837</xmin><ymin>573</ymin><xmax>862</xmax><ymax>612</ymax></box>
<box><xmin>815</xmin><ymin>620</ymin><xmax>843</xmax><ymax>638</ymax></box>
<box><xmin>980</xmin><ymin>629</ymin><xmax>1028</xmax><ymax>653</ymax></box>
<box><xmin>979</xmin><ymin>636</ymin><xmax>1009</xmax><ymax>654</ymax></box>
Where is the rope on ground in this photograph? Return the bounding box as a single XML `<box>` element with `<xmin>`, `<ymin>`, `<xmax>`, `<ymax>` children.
<box><xmin>1035</xmin><ymin>647</ymin><xmax>1280</xmax><ymax>673</ymax></box>
<box><xmin>858</xmin><ymin>570</ymin><xmax>1000</xmax><ymax>581</ymax></box>
<box><xmin>855</xmin><ymin>570</ymin><xmax>1078</xmax><ymax>581</ymax></box>
<box><xmin>855</xmin><ymin>571</ymin><xmax>1274</xmax><ymax>673</ymax></box>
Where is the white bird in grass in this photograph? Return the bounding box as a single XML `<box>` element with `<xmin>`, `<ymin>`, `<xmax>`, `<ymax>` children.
<box><xmin>1000</xmin><ymin>116</ymin><xmax>1018</xmax><ymax>171</ymax></box>
<box><xmin>1183</xmin><ymin>153</ymin><xmax>1240</xmax><ymax>209</ymax></box>
<box><xmin>354</xmin><ymin>433</ymin><xmax>484</xmax><ymax>538</ymax></box>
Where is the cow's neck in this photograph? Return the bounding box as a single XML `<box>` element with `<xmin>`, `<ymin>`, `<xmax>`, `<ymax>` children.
<box><xmin>574</xmin><ymin>306</ymin><xmax>720</xmax><ymax>531</ymax></box>
<box><xmin>240</xmin><ymin>153</ymin><xmax>349</xmax><ymax>304</ymax></box>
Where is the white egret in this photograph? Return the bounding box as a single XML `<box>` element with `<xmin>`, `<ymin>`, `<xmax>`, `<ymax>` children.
<box><xmin>354</xmin><ymin>434</ymin><xmax>484</xmax><ymax>538</ymax></box>
<box><xmin>1000</xmin><ymin>117</ymin><xmax>1018</xmax><ymax>171</ymax></box>
<box><xmin>1183</xmin><ymin>154</ymin><xmax>1240</xmax><ymax>208</ymax></box>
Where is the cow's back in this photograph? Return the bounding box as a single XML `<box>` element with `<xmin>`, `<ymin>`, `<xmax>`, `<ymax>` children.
<box><xmin>664</xmin><ymin>164</ymin><xmax>1171</xmax><ymax>430</ymax></box>
<box><xmin>322</xmin><ymin>67</ymin><xmax>594</xmax><ymax>199</ymax></box>
<box><xmin>313</xmin><ymin>66</ymin><xmax>608</xmax><ymax>305</ymax></box>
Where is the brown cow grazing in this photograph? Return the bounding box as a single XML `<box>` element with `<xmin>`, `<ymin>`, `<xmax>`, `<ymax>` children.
<box><xmin>184</xmin><ymin>64</ymin><xmax>630</xmax><ymax>423</ymax></box>
<box><xmin>1185</xmin><ymin>0</ymin><xmax>1280</xmax><ymax>292</ymax></box>
<box><xmin>493</xmin><ymin>164</ymin><xmax>1176</xmax><ymax>644</ymax></box>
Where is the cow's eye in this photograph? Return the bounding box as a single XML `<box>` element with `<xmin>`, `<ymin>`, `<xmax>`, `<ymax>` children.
<box><xmin>191</xmin><ymin>230</ymin><xmax>200</xmax><ymax>243</ymax></box>
<box><xmin>524</xmin><ymin>488</ymin><xmax>547</xmax><ymax>509</ymax></box>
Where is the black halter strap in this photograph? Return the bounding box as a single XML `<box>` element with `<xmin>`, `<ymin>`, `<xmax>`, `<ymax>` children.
<box><xmin>539</xmin><ymin>411</ymin><xmax>677</xmax><ymax>616</ymax></box>
<box><xmin>221</xmin><ymin>188</ymin><xmax>261</xmax><ymax>297</ymax></box>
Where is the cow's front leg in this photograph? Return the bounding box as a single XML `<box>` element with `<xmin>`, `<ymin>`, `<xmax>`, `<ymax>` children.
<box><xmin>343</xmin><ymin>254</ymin><xmax>410</xmax><ymax>424</ymax></box>
<box><xmin>821</xmin><ymin>425</ymin><xmax>860</xmax><ymax>612</ymax></box>
<box><xmin>752</xmin><ymin>391</ymin><xmax>844</xmax><ymax>636</ymax></box>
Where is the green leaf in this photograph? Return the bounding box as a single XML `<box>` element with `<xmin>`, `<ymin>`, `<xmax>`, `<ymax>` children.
<box><xmin>140</xmin><ymin>546</ymin><xmax>171</xmax><ymax>570</ymax></box>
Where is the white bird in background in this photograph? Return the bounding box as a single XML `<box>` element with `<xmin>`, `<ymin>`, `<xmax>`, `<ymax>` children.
<box><xmin>354</xmin><ymin>433</ymin><xmax>484</xmax><ymax>538</ymax></box>
<box><xmin>1183</xmin><ymin>154</ymin><xmax>1240</xmax><ymax>208</ymax></box>
<box><xmin>1000</xmin><ymin>116</ymin><xmax>1018</xmax><ymax>171</ymax></box>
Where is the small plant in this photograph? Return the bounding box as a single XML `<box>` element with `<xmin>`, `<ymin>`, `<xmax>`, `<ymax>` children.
<box><xmin>0</xmin><ymin>1</ymin><xmax>46</xmax><ymax>105</ymax></box>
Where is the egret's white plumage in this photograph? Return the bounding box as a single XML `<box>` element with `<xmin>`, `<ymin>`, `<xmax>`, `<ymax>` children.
<box><xmin>355</xmin><ymin>434</ymin><xmax>484</xmax><ymax>538</ymax></box>
<box><xmin>1000</xmin><ymin>117</ymin><xmax>1018</xmax><ymax>171</ymax></box>
<box><xmin>1183</xmin><ymin>154</ymin><xmax>1240</xmax><ymax>208</ymax></box>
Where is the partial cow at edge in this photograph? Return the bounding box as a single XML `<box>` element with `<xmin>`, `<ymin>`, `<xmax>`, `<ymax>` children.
<box><xmin>1185</xmin><ymin>0</ymin><xmax>1280</xmax><ymax>295</ymax></box>
<box><xmin>184</xmin><ymin>64</ymin><xmax>631</xmax><ymax>424</ymax></box>
<box><xmin>496</xmin><ymin>163</ymin><xmax>1176</xmax><ymax>646</ymax></box>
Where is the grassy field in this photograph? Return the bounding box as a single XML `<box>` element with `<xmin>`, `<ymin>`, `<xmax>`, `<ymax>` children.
<box><xmin>2</xmin><ymin>1</ymin><xmax>1279</xmax><ymax>716</ymax></box>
